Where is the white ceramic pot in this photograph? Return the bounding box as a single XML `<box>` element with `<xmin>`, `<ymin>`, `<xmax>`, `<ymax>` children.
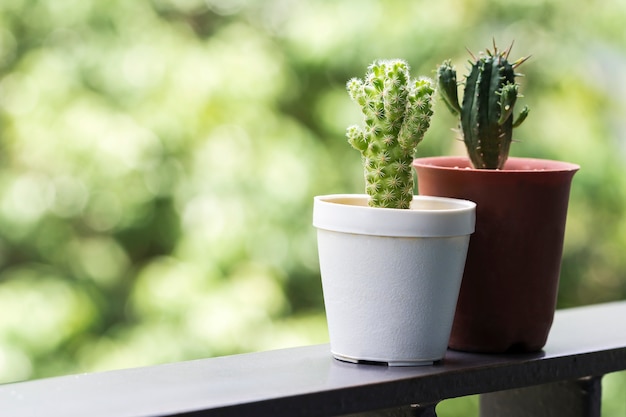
<box><xmin>313</xmin><ymin>194</ymin><xmax>476</xmax><ymax>366</ymax></box>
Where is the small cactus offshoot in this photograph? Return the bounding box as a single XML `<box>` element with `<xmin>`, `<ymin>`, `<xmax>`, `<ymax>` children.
<box><xmin>346</xmin><ymin>59</ymin><xmax>435</xmax><ymax>209</ymax></box>
<box><xmin>437</xmin><ymin>41</ymin><xmax>530</xmax><ymax>169</ymax></box>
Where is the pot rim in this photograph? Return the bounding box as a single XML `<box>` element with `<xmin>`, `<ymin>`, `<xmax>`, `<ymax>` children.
<box><xmin>313</xmin><ymin>194</ymin><xmax>476</xmax><ymax>237</ymax></box>
<box><xmin>413</xmin><ymin>156</ymin><xmax>580</xmax><ymax>173</ymax></box>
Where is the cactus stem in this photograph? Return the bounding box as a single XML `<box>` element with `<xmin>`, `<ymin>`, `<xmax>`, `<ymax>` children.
<box><xmin>437</xmin><ymin>42</ymin><xmax>530</xmax><ymax>169</ymax></box>
<box><xmin>347</xmin><ymin>59</ymin><xmax>434</xmax><ymax>208</ymax></box>
<box><xmin>512</xmin><ymin>106</ymin><xmax>530</xmax><ymax>128</ymax></box>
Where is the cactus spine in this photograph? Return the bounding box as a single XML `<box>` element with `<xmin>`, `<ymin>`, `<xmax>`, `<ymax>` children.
<box><xmin>437</xmin><ymin>42</ymin><xmax>530</xmax><ymax>169</ymax></box>
<box><xmin>346</xmin><ymin>59</ymin><xmax>435</xmax><ymax>209</ymax></box>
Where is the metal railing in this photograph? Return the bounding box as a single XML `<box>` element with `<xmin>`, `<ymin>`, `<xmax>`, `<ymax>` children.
<box><xmin>1</xmin><ymin>301</ymin><xmax>625</xmax><ymax>417</ymax></box>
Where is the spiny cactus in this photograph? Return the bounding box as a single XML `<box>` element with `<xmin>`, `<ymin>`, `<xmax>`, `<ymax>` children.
<box><xmin>346</xmin><ymin>59</ymin><xmax>435</xmax><ymax>209</ymax></box>
<box><xmin>437</xmin><ymin>41</ymin><xmax>530</xmax><ymax>169</ymax></box>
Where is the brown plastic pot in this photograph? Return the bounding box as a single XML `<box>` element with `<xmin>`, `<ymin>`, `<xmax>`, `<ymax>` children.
<box><xmin>413</xmin><ymin>156</ymin><xmax>579</xmax><ymax>353</ymax></box>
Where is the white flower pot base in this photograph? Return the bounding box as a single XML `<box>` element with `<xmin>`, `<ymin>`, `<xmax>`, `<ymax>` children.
<box><xmin>332</xmin><ymin>352</ymin><xmax>435</xmax><ymax>367</ymax></box>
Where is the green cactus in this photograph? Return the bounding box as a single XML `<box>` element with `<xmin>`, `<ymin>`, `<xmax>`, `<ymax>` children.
<box><xmin>346</xmin><ymin>59</ymin><xmax>435</xmax><ymax>209</ymax></box>
<box><xmin>437</xmin><ymin>42</ymin><xmax>530</xmax><ymax>169</ymax></box>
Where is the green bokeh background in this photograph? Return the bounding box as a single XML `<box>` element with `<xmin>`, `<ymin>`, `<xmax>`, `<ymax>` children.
<box><xmin>0</xmin><ymin>0</ymin><xmax>624</xmax><ymax>415</ymax></box>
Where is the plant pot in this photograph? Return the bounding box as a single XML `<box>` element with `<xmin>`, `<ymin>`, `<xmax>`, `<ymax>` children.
<box><xmin>313</xmin><ymin>194</ymin><xmax>476</xmax><ymax>366</ymax></box>
<box><xmin>413</xmin><ymin>156</ymin><xmax>579</xmax><ymax>353</ymax></box>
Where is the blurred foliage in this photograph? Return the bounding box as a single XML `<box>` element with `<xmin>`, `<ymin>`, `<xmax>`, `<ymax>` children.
<box><xmin>0</xmin><ymin>0</ymin><xmax>625</xmax><ymax>414</ymax></box>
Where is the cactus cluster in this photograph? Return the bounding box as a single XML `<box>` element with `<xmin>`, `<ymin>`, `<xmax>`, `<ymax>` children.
<box><xmin>437</xmin><ymin>42</ymin><xmax>530</xmax><ymax>169</ymax></box>
<box><xmin>346</xmin><ymin>59</ymin><xmax>435</xmax><ymax>209</ymax></box>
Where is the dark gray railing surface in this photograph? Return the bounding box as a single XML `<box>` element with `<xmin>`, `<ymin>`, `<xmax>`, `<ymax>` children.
<box><xmin>1</xmin><ymin>301</ymin><xmax>625</xmax><ymax>417</ymax></box>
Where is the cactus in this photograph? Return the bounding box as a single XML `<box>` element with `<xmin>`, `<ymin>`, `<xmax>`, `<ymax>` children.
<box><xmin>437</xmin><ymin>41</ymin><xmax>530</xmax><ymax>169</ymax></box>
<box><xmin>346</xmin><ymin>59</ymin><xmax>435</xmax><ymax>209</ymax></box>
